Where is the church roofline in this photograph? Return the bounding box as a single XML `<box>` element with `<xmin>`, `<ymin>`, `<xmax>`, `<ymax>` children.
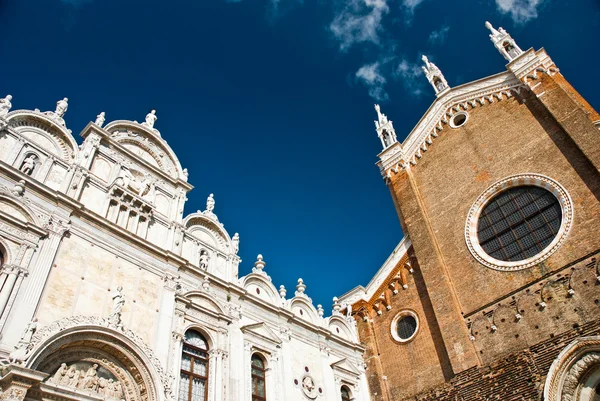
<box><xmin>337</xmin><ymin>237</ymin><xmax>411</xmax><ymax>305</ymax></box>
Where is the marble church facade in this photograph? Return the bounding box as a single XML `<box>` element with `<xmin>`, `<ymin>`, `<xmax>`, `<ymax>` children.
<box><xmin>0</xmin><ymin>97</ymin><xmax>368</xmax><ymax>401</ymax></box>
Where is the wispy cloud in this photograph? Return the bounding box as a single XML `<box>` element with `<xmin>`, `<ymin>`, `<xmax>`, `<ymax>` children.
<box><xmin>330</xmin><ymin>0</ymin><xmax>390</xmax><ymax>51</ymax></box>
<box><xmin>394</xmin><ymin>58</ymin><xmax>425</xmax><ymax>96</ymax></box>
<box><xmin>400</xmin><ymin>0</ymin><xmax>427</xmax><ymax>22</ymax></box>
<box><xmin>428</xmin><ymin>25</ymin><xmax>450</xmax><ymax>45</ymax></box>
<box><xmin>356</xmin><ymin>62</ymin><xmax>389</xmax><ymax>101</ymax></box>
<box><xmin>495</xmin><ymin>0</ymin><xmax>545</xmax><ymax>23</ymax></box>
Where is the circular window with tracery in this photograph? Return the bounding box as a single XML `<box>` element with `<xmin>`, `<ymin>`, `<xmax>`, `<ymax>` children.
<box><xmin>390</xmin><ymin>311</ymin><xmax>419</xmax><ymax>343</ymax></box>
<box><xmin>465</xmin><ymin>174</ymin><xmax>573</xmax><ymax>271</ymax></box>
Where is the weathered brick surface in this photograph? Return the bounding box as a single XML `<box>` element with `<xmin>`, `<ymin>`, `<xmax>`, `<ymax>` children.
<box><xmin>354</xmin><ymin>64</ymin><xmax>600</xmax><ymax>400</ymax></box>
<box><xmin>411</xmin><ymin>318</ymin><xmax>600</xmax><ymax>401</ymax></box>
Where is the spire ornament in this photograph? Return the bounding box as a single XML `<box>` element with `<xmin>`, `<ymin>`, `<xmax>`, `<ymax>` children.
<box><xmin>422</xmin><ymin>55</ymin><xmax>449</xmax><ymax>96</ymax></box>
<box><xmin>373</xmin><ymin>104</ymin><xmax>398</xmax><ymax>150</ymax></box>
<box><xmin>94</xmin><ymin>112</ymin><xmax>106</xmax><ymax>127</ymax></box>
<box><xmin>485</xmin><ymin>21</ymin><xmax>523</xmax><ymax>62</ymax></box>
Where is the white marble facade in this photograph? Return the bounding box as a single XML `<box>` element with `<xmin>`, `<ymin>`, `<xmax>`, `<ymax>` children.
<box><xmin>0</xmin><ymin>99</ymin><xmax>367</xmax><ymax>401</ymax></box>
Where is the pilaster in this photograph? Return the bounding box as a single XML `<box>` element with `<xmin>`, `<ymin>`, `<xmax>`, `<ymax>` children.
<box><xmin>388</xmin><ymin>168</ymin><xmax>479</xmax><ymax>374</ymax></box>
<box><xmin>1</xmin><ymin>216</ymin><xmax>69</xmax><ymax>346</ymax></box>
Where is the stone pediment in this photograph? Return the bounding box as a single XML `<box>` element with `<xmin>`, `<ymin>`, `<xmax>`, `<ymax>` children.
<box><xmin>331</xmin><ymin>358</ymin><xmax>361</xmax><ymax>376</ymax></box>
<box><xmin>240</xmin><ymin>322</ymin><xmax>282</xmax><ymax>346</ymax></box>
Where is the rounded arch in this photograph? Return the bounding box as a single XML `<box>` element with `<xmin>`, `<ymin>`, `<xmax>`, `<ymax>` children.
<box><xmin>6</xmin><ymin>110</ymin><xmax>79</xmax><ymax>162</ymax></box>
<box><xmin>104</xmin><ymin>121</ymin><xmax>185</xmax><ymax>181</ymax></box>
<box><xmin>241</xmin><ymin>274</ymin><xmax>280</xmax><ymax>305</ymax></box>
<box><xmin>26</xmin><ymin>323</ymin><xmax>171</xmax><ymax>401</ymax></box>
<box><xmin>545</xmin><ymin>336</ymin><xmax>600</xmax><ymax>401</ymax></box>
<box><xmin>0</xmin><ymin>194</ymin><xmax>39</xmax><ymax>225</ymax></box>
<box><xmin>0</xmin><ymin>237</ymin><xmax>11</xmax><ymax>266</ymax></box>
<box><xmin>183</xmin><ymin>213</ymin><xmax>232</xmax><ymax>252</ymax></box>
<box><xmin>289</xmin><ymin>298</ymin><xmax>319</xmax><ymax>324</ymax></box>
<box><xmin>181</xmin><ymin>324</ymin><xmax>216</xmax><ymax>350</ymax></box>
<box><xmin>327</xmin><ymin>316</ymin><xmax>353</xmax><ymax>340</ymax></box>
<box><xmin>182</xmin><ymin>290</ymin><xmax>226</xmax><ymax>316</ymax></box>
<box><xmin>340</xmin><ymin>384</ymin><xmax>353</xmax><ymax>401</ymax></box>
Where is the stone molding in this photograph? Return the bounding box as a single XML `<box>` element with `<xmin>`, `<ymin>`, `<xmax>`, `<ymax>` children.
<box><xmin>464</xmin><ymin>173</ymin><xmax>573</xmax><ymax>271</ymax></box>
<box><xmin>544</xmin><ymin>336</ymin><xmax>600</xmax><ymax>401</ymax></box>
<box><xmin>24</xmin><ymin>316</ymin><xmax>175</xmax><ymax>401</ymax></box>
<box><xmin>377</xmin><ymin>72</ymin><xmax>524</xmax><ymax>177</ymax></box>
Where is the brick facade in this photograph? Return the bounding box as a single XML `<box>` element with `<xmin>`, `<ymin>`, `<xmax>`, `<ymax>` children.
<box><xmin>345</xmin><ymin>43</ymin><xmax>600</xmax><ymax>401</ymax></box>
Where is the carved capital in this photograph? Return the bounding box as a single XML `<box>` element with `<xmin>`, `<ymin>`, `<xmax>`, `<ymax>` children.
<box><xmin>43</xmin><ymin>216</ymin><xmax>70</xmax><ymax>237</ymax></box>
<box><xmin>0</xmin><ymin>388</ymin><xmax>26</xmax><ymax>401</ymax></box>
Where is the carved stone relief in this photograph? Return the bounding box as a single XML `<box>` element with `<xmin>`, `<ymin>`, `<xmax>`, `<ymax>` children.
<box><xmin>48</xmin><ymin>361</ymin><xmax>124</xmax><ymax>399</ymax></box>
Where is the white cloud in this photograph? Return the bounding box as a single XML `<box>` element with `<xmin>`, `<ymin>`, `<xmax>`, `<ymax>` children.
<box><xmin>394</xmin><ymin>58</ymin><xmax>424</xmax><ymax>96</ymax></box>
<box><xmin>401</xmin><ymin>0</ymin><xmax>427</xmax><ymax>13</ymax></box>
<box><xmin>356</xmin><ymin>62</ymin><xmax>389</xmax><ymax>101</ymax></box>
<box><xmin>495</xmin><ymin>0</ymin><xmax>545</xmax><ymax>23</ymax></box>
<box><xmin>428</xmin><ymin>25</ymin><xmax>450</xmax><ymax>45</ymax></box>
<box><xmin>330</xmin><ymin>0</ymin><xmax>390</xmax><ymax>51</ymax></box>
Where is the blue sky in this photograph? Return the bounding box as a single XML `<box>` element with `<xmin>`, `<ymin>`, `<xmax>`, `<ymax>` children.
<box><xmin>1</xmin><ymin>0</ymin><xmax>599</xmax><ymax>311</ymax></box>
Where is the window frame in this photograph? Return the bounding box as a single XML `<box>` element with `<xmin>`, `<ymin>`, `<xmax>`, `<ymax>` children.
<box><xmin>179</xmin><ymin>332</ymin><xmax>210</xmax><ymax>401</ymax></box>
<box><xmin>251</xmin><ymin>354</ymin><xmax>267</xmax><ymax>401</ymax></box>
<box><xmin>390</xmin><ymin>310</ymin><xmax>419</xmax><ymax>344</ymax></box>
<box><xmin>465</xmin><ymin>174</ymin><xmax>573</xmax><ymax>272</ymax></box>
<box><xmin>341</xmin><ymin>385</ymin><xmax>352</xmax><ymax>401</ymax></box>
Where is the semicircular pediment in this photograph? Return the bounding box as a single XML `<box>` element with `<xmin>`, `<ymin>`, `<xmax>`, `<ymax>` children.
<box><xmin>184</xmin><ymin>214</ymin><xmax>230</xmax><ymax>251</ymax></box>
<box><xmin>104</xmin><ymin>121</ymin><xmax>184</xmax><ymax>181</ymax></box>
<box><xmin>7</xmin><ymin>111</ymin><xmax>78</xmax><ymax>162</ymax></box>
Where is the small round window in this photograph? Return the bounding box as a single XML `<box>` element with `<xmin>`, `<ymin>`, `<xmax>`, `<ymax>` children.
<box><xmin>391</xmin><ymin>311</ymin><xmax>419</xmax><ymax>343</ymax></box>
<box><xmin>478</xmin><ymin>186</ymin><xmax>562</xmax><ymax>262</ymax></box>
<box><xmin>450</xmin><ymin>112</ymin><xmax>468</xmax><ymax>128</ymax></box>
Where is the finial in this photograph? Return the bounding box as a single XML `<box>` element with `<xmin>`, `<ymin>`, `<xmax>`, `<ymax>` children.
<box><xmin>254</xmin><ymin>254</ymin><xmax>266</xmax><ymax>271</ymax></box>
<box><xmin>373</xmin><ymin>104</ymin><xmax>398</xmax><ymax>149</ymax></box>
<box><xmin>95</xmin><ymin>112</ymin><xmax>105</xmax><ymax>127</ymax></box>
<box><xmin>332</xmin><ymin>296</ymin><xmax>342</xmax><ymax>314</ymax></box>
<box><xmin>296</xmin><ymin>278</ymin><xmax>306</xmax><ymax>295</ymax></box>
<box><xmin>421</xmin><ymin>55</ymin><xmax>449</xmax><ymax>96</ymax></box>
<box><xmin>0</xmin><ymin>94</ymin><xmax>13</xmax><ymax>118</ymax></box>
<box><xmin>484</xmin><ymin>21</ymin><xmax>523</xmax><ymax>62</ymax></box>
<box><xmin>317</xmin><ymin>304</ymin><xmax>324</xmax><ymax>317</ymax></box>
<box><xmin>279</xmin><ymin>284</ymin><xmax>287</xmax><ymax>298</ymax></box>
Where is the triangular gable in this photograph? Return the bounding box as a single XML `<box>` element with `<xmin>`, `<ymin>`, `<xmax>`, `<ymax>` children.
<box><xmin>240</xmin><ymin>322</ymin><xmax>282</xmax><ymax>346</ymax></box>
<box><xmin>331</xmin><ymin>358</ymin><xmax>361</xmax><ymax>376</ymax></box>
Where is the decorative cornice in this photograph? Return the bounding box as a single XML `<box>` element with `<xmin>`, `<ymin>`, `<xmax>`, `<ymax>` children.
<box><xmin>378</xmin><ymin>71</ymin><xmax>524</xmax><ymax>177</ymax></box>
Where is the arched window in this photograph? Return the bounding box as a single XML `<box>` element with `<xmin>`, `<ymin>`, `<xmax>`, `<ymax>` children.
<box><xmin>251</xmin><ymin>354</ymin><xmax>266</xmax><ymax>401</ymax></box>
<box><xmin>341</xmin><ymin>385</ymin><xmax>351</xmax><ymax>401</ymax></box>
<box><xmin>179</xmin><ymin>330</ymin><xmax>209</xmax><ymax>401</ymax></box>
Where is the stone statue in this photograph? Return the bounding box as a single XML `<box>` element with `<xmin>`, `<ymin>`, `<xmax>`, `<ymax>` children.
<box><xmin>95</xmin><ymin>112</ymin><xmax>105</xmax><ymax>127</ymax></box>
<box><xmin>113</xmin><ymin>380</ymin><xmax>123</xmax><ymax>398</ymax></box>
<box><xmin>142</xmin><ymin>110</ymin><xmax>157</xmax><ymax>129</ymax></box>
<box><xmin>199</xmin><ymin>250</ymin><xmax>209</xmax><ymax>270</ymax></box>
<box><xmin>109</xmin><ymin>286</ymin><xmax>125</xmax><ymax>328</ymax></box>
<box><xmin>20</xmin><ymin>318</ymin><xmax>37</xmax><ymax>344</ymax></box>
<box><xmin>206</xmin><ymin>193</ymin><xmax>215</xmax><ymax>213</ymax></box>
<box><xmin>435</xmin><ymin>78</ymin><xmax>446</xmax><ymax>92</ymax></box>
<box><xmin>182</xmin><ymin>168</ymin><xmax>189</xmax><ymax>180</ymax></box>
<box><xmin>51</xmin><ymin>363</ymin><xmax>69</xmax><ymax>384</ymax></box>
<box><xmin>97</xmin><ymin>377</ymin><xmax>108</xmax><ymax>396</ymax></box>
<box><xmin>55</xmin><ymin>98</ymin><xmax>69</xmax><ymax>117</ymax></box>
<box><xmin>0</xmin><ymin>94</ymin><xmax>12</xmax><ymax>118</ymax></box>
<box><xmin>66</xmin><ymin>366</ymin><xmax>80</xmax><ymax>387</ymax></box>
<box><xmin>81</xmin><ymin>364</ymin><xmax>99</xmax><ymax>391</ymax></box>
<box><xmin>422</xmin><ymin>55</ymin><xmax>448</xmax><ymax>93</ymax></box>
<box><xmin>20</xmin><ymin>154</ymin><xmax>37</xmax><ymax>175</ymax></box>
<box><xmin>232</xmin><ymin>233</ymin><xmax>239</xmax><ymax>254</ymax></box>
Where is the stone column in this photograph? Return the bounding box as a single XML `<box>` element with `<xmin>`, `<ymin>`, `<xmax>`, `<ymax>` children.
<box><xmin>1</xmin><ymin>217</ymin><xmax>69</xmax><ymax>345</ymax></box>
<box><xmin>0</xmin><ymin>365</ymin><xmax>49</xmax><ymax>401</ymax></box>
<box><xmin>0</xmin><ymin>265</ymin><xmax>22</xmax><ymax>316</ymax></box>
<box><xmin>243</xmin><ymin>341</ymin><xmax>252</xmax><ymax>401</ymax></box>
<box><xmin>155</xmin><ymin>275</ymin><xmax>178</xmax><ymax>366</ymax></box>
<box><xmin>211</xmin><ymin>349</ymin><xmax>224</xmax><ymax>401</ymax></box>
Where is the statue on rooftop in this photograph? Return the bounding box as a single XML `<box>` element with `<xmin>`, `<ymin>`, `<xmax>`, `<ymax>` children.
<box><xmin>55</xmin><ymin>98</ymin><xmax>69</xmax><ymax>117</ymax></box>
<box><xmin>0</xmin><ymin>94</ymin><xmax>12</xmax><ymax>118</ymax></box>
<box><xmin>142</xmin><ymin>109</ymin><xmax>158</xmax><ymax>129</ymax></box>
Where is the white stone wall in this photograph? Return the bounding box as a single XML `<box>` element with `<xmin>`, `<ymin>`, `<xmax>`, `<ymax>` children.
<box><xmin>0</xmin><ymin>103</ymin><xmax>369</xmax><ymax>401</ymax></box>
